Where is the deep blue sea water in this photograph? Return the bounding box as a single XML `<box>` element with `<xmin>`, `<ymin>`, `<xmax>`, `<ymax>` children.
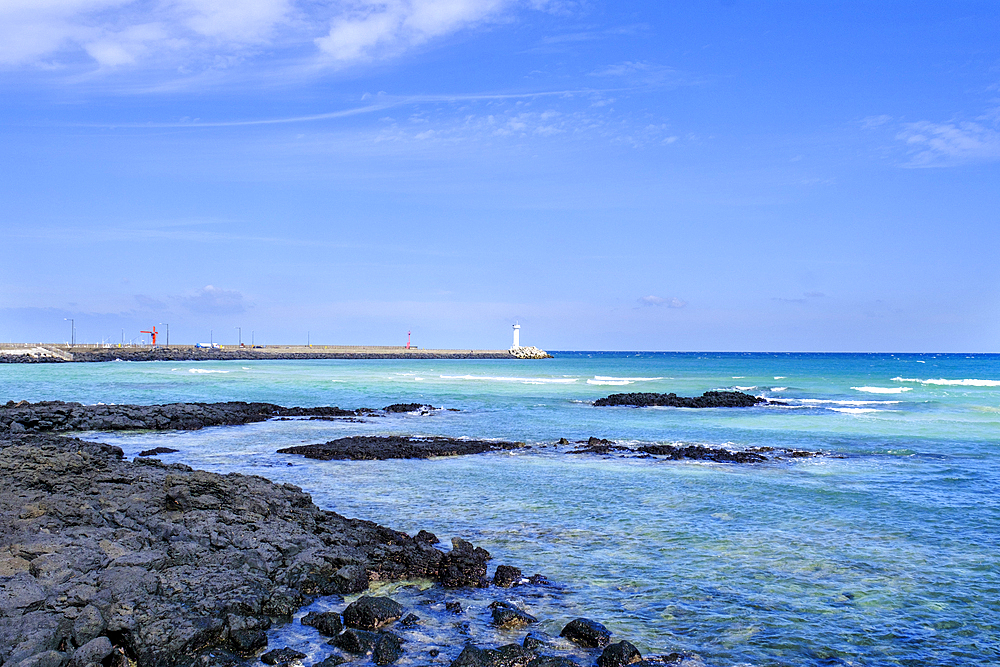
<box><xmin>3</xmin><ymin>352</ymin><xmax>998</xmax><ymax>666</ymax></box>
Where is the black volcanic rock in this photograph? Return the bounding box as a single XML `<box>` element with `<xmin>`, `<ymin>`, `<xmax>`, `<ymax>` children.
<box><xmin>0</xmin><ymin>432</ymin><xmax>494</xmax><ymax>667</ymax></box>
<box><xmin>137</xmin><ymin>446</ymin><xmax>179</xmax><ymax>457</ymax></box>
<box><xmin>492</xmin><ymin>564</ymin><xmax>522</xmax><ymax>588</ymax></box>
<box><xmin>597</xmin><ymin>642</ymin><xmax>642</xmax><ymax>667</ymax></box>
<box><xmin>302</xmin><ymin>611</ymin><xmax>344</xmax><ymax>637</ymax></box>
<box><xmin>0</xmin><ymin>401</ymin><xmax>448</xmax><ymax>435</ymax></box>
<box><xmin>559</xmin><ymin>618</ymin><xmax>612</xmax><ymax>648</ymax></box>
<box><xmin>636</xmin><ymin>443</ymin><xmax>768</xmax><ymax>463</ymax></box>
<box><xmin>343</xmin><ymin>596</ymin><xmax>404</xmax><ymax>630</ymax></box>
<box><xmin>439</xmin><ymin>538</ymin><xmax>491</xmax><ymax>588</ymax></box>
<box><xmin>593</xmin><ymin>391</ymin><xmax>767</xmax><ymax>408</ymax></box>
<box><xmin>277</xmin><ymin>436</ymin><xmax>525</xmax><ymax>461</ymax></box>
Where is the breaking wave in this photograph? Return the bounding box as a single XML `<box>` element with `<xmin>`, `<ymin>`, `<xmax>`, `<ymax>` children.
<box><xmin>853</xmin><ymin>386</ymin><xmax>912</xmax><ymax>394</ymax></box>
<box><xmin>893</xmin><ymin>377</ymin><xmax>1000</xmax><ymax>387</ymax></box>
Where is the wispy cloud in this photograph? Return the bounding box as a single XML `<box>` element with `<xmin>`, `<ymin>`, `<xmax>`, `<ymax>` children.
<box><xmin>75</xmin><ymin>89</ymin><xmax>621</xmax><ymax>128</ymax></box>
<box><xmin>589</xmin><ymin>61</ymin><xmax>689</xmax><ymax>88</ymax></box>
<box><xmin>183</xmin><ymin>285</ymin><xmax>250</xmax><ymax>314</ymax></box>
<box><xmin>637</xmin><ymin>295</ymin><xmax>686</xmax><ymax>308</ymax></box>
<box><xmin>896</xmin><ymin>119</ymin><xmax>1000</xmax><ymax>167</ymax></box>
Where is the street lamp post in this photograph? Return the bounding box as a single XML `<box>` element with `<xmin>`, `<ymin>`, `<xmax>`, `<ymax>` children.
<box><xmin>64</xmin><ymin>318</ymin><xmax>75</xmax><ymax>347</ymax></box>
<box><xmin>236</xmin><ymin>326</ymin><xmax>242</xmax><ymax>347</ymax></box>
<box><xmin>251</xmin><ymin>331</ymin><xmax>255</xmax><ymax>347</ymax></box>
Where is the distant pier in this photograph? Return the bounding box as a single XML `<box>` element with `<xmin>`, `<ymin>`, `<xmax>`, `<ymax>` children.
<box><xmin>0</xmin><ymin>344</ymin><xmax>550</xmax><ymax>363</ymax></box>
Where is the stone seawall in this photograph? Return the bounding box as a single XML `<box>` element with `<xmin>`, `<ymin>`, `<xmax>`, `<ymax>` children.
<box><xmin>0</xmin><ymin>347</ymin><xmax>541</xmax><ymax>363</ymax></box>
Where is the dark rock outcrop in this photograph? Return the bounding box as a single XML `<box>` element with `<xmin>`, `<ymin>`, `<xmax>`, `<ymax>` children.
<box><xmin>568</xmin><ymin>437</ymin><xmax>817</xmax><ymax>464</ymax></box>
<box><xmin>489</xmin><ymin>602</ymin><xmax>537</xmax><ymax>629</ymax></box>
<box><xmin>450</xmin><ymin>643</ymin><xmax>536</xmax><ymax>667</ymax></box>
<box><xmin>559</xmin><ymin>618</ymin><xmax>612</xmax><ymax>648</ymax></box>
<box><xmin>330</xmin><ymin>628</ymin><xmax>381</xmax><ymax>655</ymax></box>
<box><xmin>278</xmin><ymin>436</ymin><xmax>525</xmax><ymax>461</ymax></box>
<box><xmin>597</xmin><ymin>642</ymin><xmax>642</xmax><ymax>667</ymax></box>
<box><xmin>0</xmin><ymin>432</ymin><xmax>492</xmax><ymax>667</ymax></box>
<box><xmin>593</xmin><ymin>391</ymin><xmax>767</xmax><ymax>408</ymax></box>
<box><xmin>342</xmin><ymin>596</ymin><xmax>404</xmax><ymax>630</ymax></box>
<box><xmin>492</xmin><ymin>565</ymin><xmax>522</xmax><ymax>588</ymax></box>
<box><xmin>0</xmin><ymin>401</ymin><xmax>439</xmax><ymax>435</ymax></box>
<box><xmin>439</xmin><ymin>538</ymin><xmax>491</xmax><ymax>588</ymax></box>
<box><xmin>372</xmin><ymin>632</ymin><xmax>403</xmax><ymax>665</ymax></box>
<box><xmin>301</xmin><ymin>611</ymin><xmax>344</xmax><ymax>637</ymax></box>
<box><xmin>261</xmin><ymin>647</ymin><xmax>306</xmax><ymax>665</ymax></box>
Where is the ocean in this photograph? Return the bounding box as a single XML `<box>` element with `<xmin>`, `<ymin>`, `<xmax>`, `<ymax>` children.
<box><xmin>3</xmin><ymin>352</ymin><xmax>998</xmax><ymax>666</ymax></box>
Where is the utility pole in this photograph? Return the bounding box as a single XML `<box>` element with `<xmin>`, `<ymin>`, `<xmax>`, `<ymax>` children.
<box><xmin>236</xmin><ymin>326</ymin><xmax>242</xmax><ymax>346</ymax></box>
<box><xmin>251</xmin><ymin>331</ymin><xmax>255</xmax><ymax>346</ymax></box>
<box><xmin>64</xmin><ymin>318</ymin><xmax>75</xmax><ymax>347</ymax></box>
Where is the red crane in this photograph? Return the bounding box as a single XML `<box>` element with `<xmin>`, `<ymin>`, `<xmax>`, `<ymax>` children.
<box><xmin>141</xmin><ymin>326</ymin><xmax>158</xmax><ymax>346</ymax></box>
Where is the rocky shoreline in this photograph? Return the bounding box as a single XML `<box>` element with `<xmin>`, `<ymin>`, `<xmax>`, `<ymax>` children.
<box><xmin>0</xmin><ymin>432</ymin><xmax>526</xmax><ymax>667</ymax></box>
<box><xmin>1</xmin><ymin>432</ymin><xmax>702</xmax><ymax>667</ymax></box>
<box><xmin>0</xmin><ymin>402</ymin><xmax>437</xmax><ymax>435</ymax></box>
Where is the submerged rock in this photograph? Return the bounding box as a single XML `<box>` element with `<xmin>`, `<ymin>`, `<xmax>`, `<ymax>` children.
<box><xmin>372</xmin><ymin>632</ymin><xmax>403</xmax><ymax>665</ymax></box>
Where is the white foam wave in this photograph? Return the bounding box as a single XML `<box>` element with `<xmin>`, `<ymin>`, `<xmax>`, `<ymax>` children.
<box><xmin>439</xmin><ymin>374</ymin><xmax>578</xmax><ymax>384</ymax></box>
<box><xmin>774</xmin><ymin>376</ymin><xmax>786</xmax><ymax>380</ymax></box>
<box><xmin>892</xmin><ymin>377</ymin><xmax>1000</xmax><ymax>387</ymax></box>
<box><xmin>732</xmin><ymin>376</ymin><xmax>745</xmax><ymax>379</ymax></box>
<box><xmin>772</xmin><ymin>387</ymin><xmax>787</xmax><ymax>392</ymax></box>
<box><xmin>852</xmin><ymin>386</ymin><xmax>912</xmax><ymax>394</ymax></box>
<box><xmin>188</xmin><ymin>369</ymin><xmax>229</xmax><ymax>374</ymax></box>
<box><xmin>830</xmin><ymin>407</ymin><xmax>883</xmax><ymax>414</ymax></box>
<box><xmin>797</xmin><ymin>398</ymin><xmax>900</xmax><ymax>406</ymax></box>
<box><xmin>587</xmin><ymin>376</ymin><xmax>664</xmax><ymax>386</ymax></box>
<box><xmin>733</xmin><ymin>386</ymin><xmax>756</xmax><ymax>391</ymax></box>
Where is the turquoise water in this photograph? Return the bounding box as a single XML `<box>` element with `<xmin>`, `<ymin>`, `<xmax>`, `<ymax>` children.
<box><xmin>3</xmin><ymin>353</ymin><xmax>999</xmax><ymax>666</ymax></box>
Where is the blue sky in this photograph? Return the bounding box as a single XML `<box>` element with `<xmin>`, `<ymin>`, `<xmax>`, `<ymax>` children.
<box><xmin>1</xmin><ymin>1</ymin><xmax>998</xmax><ymax>351</ymax></box>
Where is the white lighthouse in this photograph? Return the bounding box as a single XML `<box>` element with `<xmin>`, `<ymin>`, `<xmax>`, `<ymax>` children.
<box><xmin>512</xmin><ymin>323</ymin><xmax>520</xmax><ymax>349</ymax></box>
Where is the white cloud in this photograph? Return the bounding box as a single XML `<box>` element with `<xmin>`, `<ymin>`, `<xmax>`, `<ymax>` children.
<box><xmin>638</xmin><ymin>295</ymin><xmax>685</xmax><ymax>308</ymax></box>
<box><xmin>896</xmin><ymin>119</ymin><xmax>1000</xmax><ymax>167</ymax></box>
<box><xmin>0</xmin><ymin>0</ymin><xmax>536</xmax><ymax>71</ymax></box>
<box><xmin>315</xmin><ymin>0</ymin><xmax>511</xmax><ymax>62</ymax></box>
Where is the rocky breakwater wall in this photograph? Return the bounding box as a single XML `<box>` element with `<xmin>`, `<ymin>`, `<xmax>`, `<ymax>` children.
<box><xmin>508</xmin><ymin>347</ymin><xmax>552</xmax><ymax>360</ymax></box>
<box><xmin>0</xmin><ymin>433</ymin><xmax>503</xmax><ymax>667</ymax></box>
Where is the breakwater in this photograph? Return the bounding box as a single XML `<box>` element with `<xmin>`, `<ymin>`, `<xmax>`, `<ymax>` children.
<box><xmin>0</xmin><ymin>346</ymin><xmax>545</xmax><ymax>363</ymax></box>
